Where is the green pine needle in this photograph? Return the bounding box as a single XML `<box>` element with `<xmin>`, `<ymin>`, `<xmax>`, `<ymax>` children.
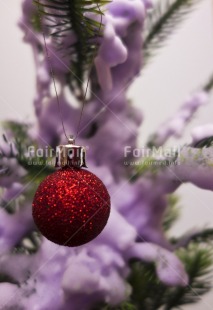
<box><xmin>1</xmin><ymin>121</ymin><xmax>54</xmax><ymax>183</ymax></box>
<box><xmin>193</xmin><ymin>137</ymin><xmax>213</xmax><ymax>148</ymax></box>
<box><xmin>144</xmin><ymin>0</ymin><xmax>203</xmax><ymax>64</ymax></box>
<box><xmin>12</xmin><ymin>231</ymin><xmax>42</xmax><ymax>255</ymax></box>
<box><xmin>126</xmin><ymin>244</ymin><xmax>213</xmax><ymax>310</ymax></box>
<box><xmin>35</xmin><ymin>0</ymin><xmax>110</xmax><ymax>95</ymax></box>
<box><xmin>190</xmin><ymin>229</ymin><xmax>213</xmax><ymax>243</ymax></box>
<box><xmin>172</xmin><ymin>228</ymin><xmax>213</xmax><ymax>247</ymax></box>
<box><xmin>97</xmin><ymin>303</ymin><xmax>137</xmax><ymax>310</ymax></box>
<box><xmin>164</xmin><ymin>245</ymin><xmax>212</xmax><ymax>309</ymax></box>
<box><xmin>203</xmin><ymin>74</ymin><xmax>213</xmax><ymax>92</ymax></box>
<box><xmin>0</xmin><ymin>273</ymin><xmax>19</xmax><ymax>285</ymax></box>
<box><xmin>163</xmin><ymin>195</ymin><xmax>180</xmax><ymax>232</ymax></box>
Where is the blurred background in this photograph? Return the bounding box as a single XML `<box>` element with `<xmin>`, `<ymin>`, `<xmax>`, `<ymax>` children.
<box><xmin>0</xmin><ymin>0</ymin><xmax>213</xmax><ymax>308</ymax></box>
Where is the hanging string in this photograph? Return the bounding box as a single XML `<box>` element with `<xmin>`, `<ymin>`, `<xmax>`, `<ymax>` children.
<box><xmin>36</xmin><ymin>1</ymin><xmax>103</xmax><ymax>141</ymax></box>
<box><xmin>36</xmin><ymin>0</ymin><xmax>69</xmax><ymax>141</ymax></box>
<box><xmin>75</xmin><ymin>5</ymin><xmax>103</xmax><ymax>139</ymax></box>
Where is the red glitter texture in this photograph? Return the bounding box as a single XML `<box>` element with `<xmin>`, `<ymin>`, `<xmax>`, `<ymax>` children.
<box><xmin>32</xmin><ymin>167</ymin><xmax>111</xmax><ymax>247</ymax></box>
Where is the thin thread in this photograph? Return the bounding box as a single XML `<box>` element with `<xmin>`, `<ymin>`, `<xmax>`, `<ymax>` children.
<box><xmin>36</xmin><ymin>0</ymin><xmax>69</xmax><ymax>141</ymax></box>
<box><xmin>75</xmin><ymin>5</ymin><xmax>103</xmax><ymax>139</ymax></box>
<box><xmin>36</xmin><ymin>1</ymin><xmax>103</xmax><ymax>141</ymax></box>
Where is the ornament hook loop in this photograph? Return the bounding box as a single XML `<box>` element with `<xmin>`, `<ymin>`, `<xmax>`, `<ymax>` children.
<box><xmin>68</xmin><ymin>135</ymin><xmax>75</xmax><ymax>145</ymax></box>
<box><xmin>55</xmin><ymin>135</ymin><xmax>87</xmax><ymax>168</ymax></box>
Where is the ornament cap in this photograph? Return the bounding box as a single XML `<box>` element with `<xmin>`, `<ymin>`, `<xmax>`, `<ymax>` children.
<box><xmin>68</xmin><ymin>135</ymin><xmax>75</xmax><ymax>145</ymax></box>
<box><xmin>55</xmin><ymin>136</ymin><xmax>87</xmax><ymax>168</ymax></box>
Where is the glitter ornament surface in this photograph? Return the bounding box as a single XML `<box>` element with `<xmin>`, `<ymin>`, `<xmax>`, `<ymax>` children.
<box><xmin>32</xmin><ymin>167</ymin><xmax>110</xmax><ymax>247</ymax></box>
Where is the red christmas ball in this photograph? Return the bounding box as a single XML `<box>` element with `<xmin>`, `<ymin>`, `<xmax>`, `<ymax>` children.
<box><xmin>32</xmin><ymin>167</ymin><xmax>110</xmax><ymax>247</ymax></box>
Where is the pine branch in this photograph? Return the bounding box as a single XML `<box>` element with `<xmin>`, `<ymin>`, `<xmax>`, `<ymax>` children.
<box><xmin>1</xmin><ymin>195</ymin><xmax>25</xmax><ymax>215</ymax></box>
<box><xmin>1</xmin><ymin>121</ymin><xmax>54</xmax><ymax>182</ymax></box>
<box><xmin>125</xmin><ymin>244</ymin><xmax>213</xmax><ymax>310</ymax></box>
<box><xmin>0</xmin><ymin>273</ymin><xmax>19</xmax><ymax>285</ymax></box>
<box><xmin>128</xmin><ymin>261</ymin><xmax>166</xmax><ymax>309</ymax></box>
<box><xmin>95</xmin><ymin>303</ymin><xmax>137</xmax><ymax>310</ymax></box>
<box><xmin>193</xmin><ymin>137</ymin><xmax>213</xmax><ymax>148</ymax></box>
<box><xmin>164</xmin><ymin>245</ymin><xmax>212</xmax><ymax>309</ymax></box>
<box><xmin>12</xmin><ymin>231</ymin><xmax>42</xmax><ymax>255</ymax></box>
<box><xmin>144</xmin><ymin>0</ymin><xmax>203</xmax><ymax>63</ymax></box>
<box><xmin>190</xmin><ymin>229</ymin><xmax>213</xmax><ymax>243</ymax></box>
<box><xmin>95</xmin><ymin>243</ymin><xmax>213</xmax><ymax>309</ymax></box>
<box><xmin>35</xmin><ymin>0</ymin><xmax>109</xmax><ymax>94</ymax></box>
<box><xmin>163</xmin><ymin>195</ymin><xmax>180</xmax><ymax>232</ymax></box>
<box><xmin>2</xmin><ymin>121</ymin><xmax>32</xmax><ymax>155</ymax></box>
<box><xmin>172</xmin><ymin>228</ymin><xmax>213</xmax><ymax>247</ymax></box>
<box><xmin>203</xmin><ymin>74</ymin><xmax>213</xmax><ymax>92</ymax></box>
